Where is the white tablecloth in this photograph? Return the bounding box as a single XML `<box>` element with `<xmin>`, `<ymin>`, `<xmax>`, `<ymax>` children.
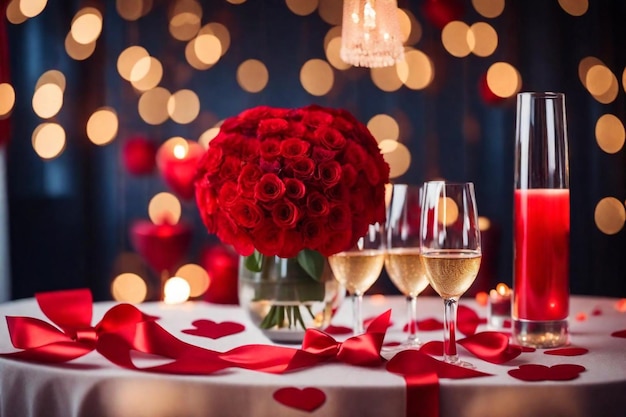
<box><xmin>0</xmin><ymin>295</ymin><xmax>625</xmax><ymax>417</ymax></box>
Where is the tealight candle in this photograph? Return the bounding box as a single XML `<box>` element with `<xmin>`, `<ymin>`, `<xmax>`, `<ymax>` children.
<box><xmin>488</xmin><ymin>283</ymin><xmax>512</xmax><ymax>328</ymax></box>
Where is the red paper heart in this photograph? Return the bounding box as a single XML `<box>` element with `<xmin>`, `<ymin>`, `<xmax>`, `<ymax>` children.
<box><xmin>122</xmin><ymin>136</ymin><xmax>157</xmax><ymax>176</ymax></box>
<box><xmin>181</xmin><ymin>320</ymin><xmax>245</xmax><ymax>339</ymax></box>
<box><xmin>324</xmin><ymin>325</ymin><xmax>352</xmax><ymax>335</ymax></box>
<box><xmin>129</xmin><ymin>220</ymin><xmax>192</xmax><ymax>273</ymax></box>
<box><xmin>544</xmin><ymin>347</ymin><xmax>588</xmax><ymax>356</ymax></box>
<box><xmin>273</xmin><ymin>387</ymin><xmax>326</xmax><ymax>412</ymax></box>
<box><xmin>508</xmin><ymin>364</ymin><xmax>586</xmax><ymax>381</ymax></box>
<box><xmin>417</xmin><ymin>318</ymin><xmax>444</xmax><ymax>331</ymax></box>
<box><xmin>156</xmin><ymin>139</ymin><xmax>204</xmax><ymax>200</ymax></box>
<box><xmin>364</xmin><ymin>315</ymin><xmax>393</xmax><ymax>329</ymax></box>
<box><xmin>611</xmin><ymin>329</ymin><xmax>626</xmax><ymax>338</ymax></box>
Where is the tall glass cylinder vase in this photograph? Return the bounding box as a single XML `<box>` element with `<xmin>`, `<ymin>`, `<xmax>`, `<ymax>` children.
<box><xmin>513</xmin><ymin>92</ymin><xmax>570</xmax><ymax>348</ymax></box>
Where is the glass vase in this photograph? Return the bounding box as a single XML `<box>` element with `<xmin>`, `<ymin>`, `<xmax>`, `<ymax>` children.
<box><xmin>513</xmin><ymin>91</ymin><xmax>570</xmax><ymax>348</ymax></box>
<box><xmin>238</xmin><ymin>255</ymin><xmax>344</xmax><ymax>343</ymax></box>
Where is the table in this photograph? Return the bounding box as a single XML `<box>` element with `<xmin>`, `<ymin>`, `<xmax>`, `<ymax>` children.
<box><xmin>0</xmin><ymin>294</ymin><xmax>625</xmax><ymax>417</ymax></box>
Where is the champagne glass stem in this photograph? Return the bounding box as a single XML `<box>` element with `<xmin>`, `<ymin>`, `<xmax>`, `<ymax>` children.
<box><xmin>443</xmin><ymin>297</ymin><xmax>459</xmax><ymax>363</ymax></box>
<box><xmin>352</xmin><ymin>292</ymin><xmax>364</xmax><ymax>335</ymax></box>
<box><xmin>406</xmin><ymin>295</ymin><xmax>419</xmax><ymax>345</ymax></box>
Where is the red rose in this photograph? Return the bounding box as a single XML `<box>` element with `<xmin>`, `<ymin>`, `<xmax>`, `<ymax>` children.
<box><xmin>271</xmin><ymin>198</ymin><xmax>300</xmax><ymax>229</ymax></box>
<box><xmin>260</xmin><ymin>158</ymin><xmax>281</xmax><ymax>174</ymax></box>
<box><xmin>252</xmin><ymin>222</ymin><xmax>285</xmax><ymax>256</ymax></box>
<box><xmin>195</xmin><ymin>182</ymin><xmax>217</xmax><ymax>230</ymax></box>
<box><xmin>280</xmin><ymin>137</ymin><xmax>310</xmax><ymax>158</ymax></box>
<box><xmin>344</xmin><ymin>141</ymin><xmax>368</xmax><ymax>170</ymax></box>
<box><xmin>199</xmin><ymin>146</ymin><xmax>223</xmax><ymax>176</ymax></box>
<box><xmin>238</xmin><ymin>164</ymin><xmax>262</xmax><ymax>196</ymax></box>
<box><xmin>240</xmin><ymin>138</ymin><xmax>260</xmax><ymax>162</ymax></box>
<box><xmin>301</xmin><ymin>218</ymin><xmax>325</xmax><ymax>249</ymax></box>
<box><xmin>301</xmin><ymin>107</ymin><xmax>334</xmax><ymax>128</ymax></box>
<box><xmin>230</xmin><ymin>198</ymin><xmax>263</xmax><ymax>229</ymax></box>
<box><xmin>328</xmin><ymin>203</ymin><xmax>351</xmax><ymax>231</ymax></box>
<box><xmin>218</xmin><ymin>181</ymin><xmax>239</xmax><ymax>206</ymax></box>
<box><xmin>364</xmin><ymin>156</ymin><xmax>381</xmax><ymax>185</ymax></box>
<box><xmin>316</xmin><ymin>160</ymin><xmax>342</xmax><ymax>188</ymax></box>
<box><xmin>195</xmin><ymin>104</ymin><xmax>391</xmax><ymax>258</ymax></box>
<box><xmin>284</xmin><ymin>157</ymin><xmax>315</xmax><ymax>180</ymax></box>
<box><xmin>316</xmin><ymin>126</ymin><xmax>347</xmax><ymax>150</ymax></box>
<box><xmin>341</xmin><ymin>163</ymin><xmax>357</xmax><ymax>187</ymax></box>
<box><xmin>306</xmin><ymin>192</ymin><xmax>330</xmax><ymax>217</ymax></box>
<box><xmin>284</xmin><ymin>178</ymin><xmax>306</xmax><ymax>200</ymax></box>
<box><xmin>260</xmin><ymin>138</ymin><xmax>282</xmax><ymax>160</ymax></box>
<box><xmin>258</xmin><ymin>118</ymin><xmax>290</xmax><ymax>138</ymax></box>
<box><xmin>317</xmin><ymin>231</ymin><xmax>352</xmax><ymax>257</ymax></box>
<box><xmin>276</xmin><ymin>229</ymin><xmax>303</xmax><ymax>258</ymax></box>
<box><xmin>219</xmin><ymin>155</ymin><xmax>243</xmax><ymax>181</ymax></box>
<box><xmin>254</xmin><ymin>173</ymin><xmax>285</xmax><ymax>202</ymax></box>
<box><xmin>311</xmin><ymin>145</ymin><xmax>336</xmax><ymax>162</ymax></box>
<box><xmin>325</xmin><ymin>183</ymin><xmax>348</xmax><ymax>204</ymax></box>
<box><xmin>215</xmin><ymin>212</ymin><xmax>254</xmax><ymax>256</ymax></box>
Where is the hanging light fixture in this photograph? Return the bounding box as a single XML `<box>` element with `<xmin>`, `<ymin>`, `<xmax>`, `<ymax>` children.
<box><xmin>340</xmin><ymin>0</ymin><xmax>405</xmax><ymax>68</ymax></box>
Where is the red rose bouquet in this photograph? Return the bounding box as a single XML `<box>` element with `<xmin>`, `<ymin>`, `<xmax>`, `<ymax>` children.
<box><xmin>195</xmin><ymin>104</ymin><xmax>390</xmax><ymax>332</ymax></box>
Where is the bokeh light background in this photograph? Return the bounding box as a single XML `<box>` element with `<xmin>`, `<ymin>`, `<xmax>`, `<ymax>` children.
<box><xmin>1</xmin><ymin>0</ymin><xmax>624</xmax><ymax>301</ymax></box>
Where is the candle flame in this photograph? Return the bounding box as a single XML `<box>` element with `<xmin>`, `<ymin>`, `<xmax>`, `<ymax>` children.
<box><xmin>173</xmin><ymin>143</ymin><xmax>188</xmax><ymax>159</ymax></box>
<box><xmin>163</xmin><ymin>276</ymin><xmax>191</xmax><ymax>304</ymax></box>
<box><xmin>496</xmin><ymin>283</ymin><xmax>510</xmax><ymax>296</ymax></box>
<box><xmin>475</xmin><ymin>291</ymin><xmax>488</xmax><ymax>306</ymax></box>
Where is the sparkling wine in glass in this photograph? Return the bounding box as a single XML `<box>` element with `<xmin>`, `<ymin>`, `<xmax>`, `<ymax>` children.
<box><xmin>384</xmin><ymin>184</ymin><xmax>430</xmax><ymax>353</ymax></box>
<box><xmin>329</xmin><ymin>223</ymin><xmax>385</xmax><ymax>335</ymax></box>
<box><xmin>420</xmin><ymin>181</ymin><xmax>482</xmax><ymax>367</ymax></box>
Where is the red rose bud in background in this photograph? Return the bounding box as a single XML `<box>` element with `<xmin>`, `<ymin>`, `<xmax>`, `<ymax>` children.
<box><xmin>130</xmin><ymin>219</ymin><xmax>192</xmax><ymax>275</ymax></box>
<box><xmin>122</xmin><ymin>136</ymin><xmax>157</xmax><ymax>176</ymax></box>
<box><xmin>200</xmin><ymin>243</ymin><xmax>239</xmax><ymax>304</ymax></box>
<box><xmin>421</xmin><ymin>0</ymin><xmax>465</xmax><ymax>30</ymax></box>
<box><xmin>479</xmin><ymin>73</ymin><xmax>506</xmax><ymax>105</ymax></box>
<box><xmin>157</xmin><ymin>137</ymin><xmax>204</xmax><ymax>200</ymax></box>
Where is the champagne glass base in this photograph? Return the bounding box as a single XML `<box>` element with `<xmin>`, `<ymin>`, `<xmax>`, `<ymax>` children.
<box><xmin>512</xmin><ymin>318</ymin><xmax>569</xmax><ymax>348</ymax></box>
<box><xmin>445</xmin><ymin>354</ymin><xmax>475</xmax><ymax>369</ymax></box>
<box><xmin>380</xmin><ymin>338</ymin><xmax>421</xmax><ymax>360</ymax></box>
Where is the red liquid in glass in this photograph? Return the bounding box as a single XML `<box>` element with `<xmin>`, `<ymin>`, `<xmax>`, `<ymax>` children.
<box><xmin>514</xmin><ymin>189</ymin><xmax>569</xmax><ymax>321</ymax></box>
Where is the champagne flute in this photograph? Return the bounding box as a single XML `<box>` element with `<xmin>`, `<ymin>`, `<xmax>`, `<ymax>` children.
<box><xmin>384</xmin><ymin>184</ymin><xmax>430</xmax><ymax>353</ymax></box>
<box><xmin>420</xmin><ymin>181</ymin><xmax>482</xmax><ymax>367</ymax></box>
<box><xmin>329</xmin><ymin>223</ymin><xmax>385</xmax><ymax>335</ymax></box>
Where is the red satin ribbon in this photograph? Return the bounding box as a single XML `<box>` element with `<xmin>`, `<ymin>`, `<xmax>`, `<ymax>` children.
<box><xmin>2</xmin><ymin>290</ymin><xmax>524</xmax><ymax>417</ymax></box>
<box><xmin>96</xmin><ymin>309</ymin><xmax>392</xmax><ymax>373</ymax></box>
<box><xmin>1</xmin><ymin>289</ymin><xmax>156</xmax><ymax>363</ymax></box>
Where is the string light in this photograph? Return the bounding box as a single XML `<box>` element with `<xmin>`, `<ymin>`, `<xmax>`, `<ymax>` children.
<box><xmin>340</xmin><ymin>0</ymin><xmax>404</xmax><ymax>68</ymax></box>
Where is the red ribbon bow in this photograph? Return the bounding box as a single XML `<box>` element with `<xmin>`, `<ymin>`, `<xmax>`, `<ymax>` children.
<box><xmin>301</xmin><ymin>310</ymin><xmax>390</xmax><ymax>367</ymax></box>
<box><xmin>1</xmin><ymin>289</ymin><xmax>156</xmax><ymax>363</ymax></box>
<box><xmin>96</xmin><ymin>309</ymin><xmax>393</xmax><ymax>374</ymax></box>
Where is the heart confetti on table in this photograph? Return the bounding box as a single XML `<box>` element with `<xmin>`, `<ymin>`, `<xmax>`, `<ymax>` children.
<box><xmin>416</xmin><ymin>318</ymin><xmax>444</xmax><ymax>331</ymax></box>
<box><xmin>611</xmin><ymin>329</ymin><xmax>626</xmax><ymax>338</ymax></box>
<box><xmin>324</xmin><ymin>325</ymin><xmax>352</xmax><ymax>335</ymax></box>
<box><xmin>181</xmin><ymin>320</ymin><xmax>245</xmax><ymax>339</ymax></box>
<box><xmin>273</xmin><ymin>387</ymin><xmax>326</xmax><ymax>412</ymax></box>
<box><xmin>508</xmin><ymin>364</ymin><xmax>586</xmax><ymax>381</ymax></box>
<box><xmin>544</xmin><ymin>347</ymin><xmax>589</xmax><ymax>356</ymax></box>
<box><xmin>364</xmin><ymin>315</ymin><xmax>393</xmax><ymax>329</ymax></box>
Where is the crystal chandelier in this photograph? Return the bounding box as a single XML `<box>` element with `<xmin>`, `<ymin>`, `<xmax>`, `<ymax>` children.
<box><xmin>340</xmin><ymin>0</ymin><xmax>405</xmax><ymax>68</ymax></box>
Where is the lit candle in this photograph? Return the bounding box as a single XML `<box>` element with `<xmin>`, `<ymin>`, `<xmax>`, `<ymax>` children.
<box><xmin>488</xmin><ymin>283</ymin><xmax>511</xmax><ymax>328</ymax></box>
